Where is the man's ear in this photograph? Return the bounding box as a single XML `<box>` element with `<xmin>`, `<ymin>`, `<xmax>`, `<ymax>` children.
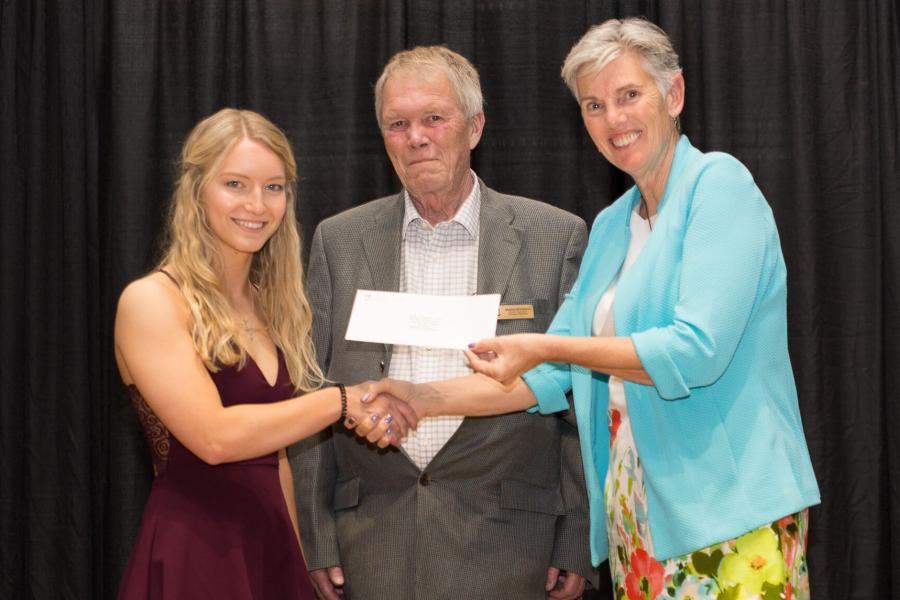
<box><xmin>469</xmin><ymin>111</ymin><xmax>485</xmax><ymax>150</ymax></box>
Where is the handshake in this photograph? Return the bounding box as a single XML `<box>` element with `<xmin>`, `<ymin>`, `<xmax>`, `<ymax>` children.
<box><xmin>338</xmin><ymin>379</ymin><xmax>429</xmax><ymax>448</ymax></box>
<box><xmin>337</xmin><ymin>334</ymin><xmax>539</xmax><ymax>448</ymax></box>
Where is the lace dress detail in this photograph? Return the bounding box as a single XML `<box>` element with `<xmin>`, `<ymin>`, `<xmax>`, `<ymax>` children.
<box><xmin>126</xmin><ymin>385</ymin><xmax>169</xmax><ymax>477</ymax></box>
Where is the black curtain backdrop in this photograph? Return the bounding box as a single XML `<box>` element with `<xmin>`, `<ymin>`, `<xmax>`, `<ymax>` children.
<box><xmin>2</xmin><ymin>1</ymin><xmax>898</xmax><ymax>598</ymax></box>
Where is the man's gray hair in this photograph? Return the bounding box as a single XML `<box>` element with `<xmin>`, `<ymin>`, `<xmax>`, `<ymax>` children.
<box><xmin>561</xmin><ymin>17</ymin><xmax>682</xmax><ymax>99</ymax></box>
<box><xmin>374</xmin><ymin>46</ymin><xmax>484</xmax><ymax>126</ymax></box>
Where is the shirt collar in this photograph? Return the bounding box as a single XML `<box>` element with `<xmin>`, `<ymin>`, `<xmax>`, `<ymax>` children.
<box><xmin>402</xmin><ymin>170</ymin><xmax>481</xmax><ymax>238</ymax></box>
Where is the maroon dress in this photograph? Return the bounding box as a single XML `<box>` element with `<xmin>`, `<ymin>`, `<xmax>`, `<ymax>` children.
<box><xmin>118</xmin><ymin>350</ymin><xmax>316</xmax><ymax>599</ymax></box>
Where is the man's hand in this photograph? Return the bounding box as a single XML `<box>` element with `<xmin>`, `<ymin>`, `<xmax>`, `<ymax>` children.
<box><xmin>361</xmin><ymin>378</ymin><xmax>440</xmax><ymax>420</ymax></box>
<box><xmin>546</xmin><ymin>567</ymin><xmax>586</xmax><ymax>600</ymax></box>
<box><xmin>309</xmin><ymin>566</ymin><xmax>345</xmax><ymax>599</ymax></box>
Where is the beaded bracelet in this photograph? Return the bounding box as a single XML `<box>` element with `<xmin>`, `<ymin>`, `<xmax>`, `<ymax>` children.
<box><xmin>337</xmin><ymin>383</ymin><xmax>347</xmax><ymax>422</ymax></box>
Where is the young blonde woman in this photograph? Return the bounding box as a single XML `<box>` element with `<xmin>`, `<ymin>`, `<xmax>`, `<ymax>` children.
<box><xmin>114</xmin><ymin>108</ymin><xmax>415</xmax><ymax>599</ymax></box>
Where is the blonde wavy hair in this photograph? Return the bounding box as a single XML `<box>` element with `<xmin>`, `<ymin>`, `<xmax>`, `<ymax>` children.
<box><xmin>158</xmin><ymin>108</ymin><xmax>323</xmax><ymax>393</ymax></box>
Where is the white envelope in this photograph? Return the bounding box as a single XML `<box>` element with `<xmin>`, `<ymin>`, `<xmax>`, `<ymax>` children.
<box><xmin>344</xmin><ymin>290</ymin><xmax>501</xmax><ymax>350</ymax></box>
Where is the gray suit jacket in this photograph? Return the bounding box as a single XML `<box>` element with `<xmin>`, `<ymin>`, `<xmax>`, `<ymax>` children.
<box><xmin>290</xmin><ymin>182</ymin><xmax>595</xmax><ymax>599</ymax></box>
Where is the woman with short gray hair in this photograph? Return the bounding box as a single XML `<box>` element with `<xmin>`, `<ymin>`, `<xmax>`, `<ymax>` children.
<box><xmin>367</xmin><ymin>17</ymin><xmax>820</xmax><ymax>600</ymax></box>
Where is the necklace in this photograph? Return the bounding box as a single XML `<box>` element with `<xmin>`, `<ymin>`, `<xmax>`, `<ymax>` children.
<box><xmin>241</xmin><ymin>318</ymin><xmax>260</xmax><ymax>342</ymax></box>
<box><xmin>238</xmin><ymin>284</ymin><xmax>266</xmax><ymax>343</ymax></box>
<box><xmin>639</xmin><ymin>195</ymin><xmax>654</xmax><ymax>231</ymax></box>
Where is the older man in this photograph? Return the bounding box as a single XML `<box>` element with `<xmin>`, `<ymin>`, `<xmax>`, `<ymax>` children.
<box><xmin>291</xmin><ymin>46</ymin><xmax>595</xmax><ymax>599</ymax></box>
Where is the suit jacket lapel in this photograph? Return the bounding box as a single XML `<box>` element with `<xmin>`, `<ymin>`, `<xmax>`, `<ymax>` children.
<box><xmin>441</xmin><ymin>183</ymin><xmax>521</xmax><ymax>462</ymax></box>
<box><xmin>359</xmin><ymin>193</ymin><xmax>404</xmax><ymax>363</ymax></box>
<box><xmin>477</xmin><ymin>184</ymin><xmax>521</xmax><ymax>296</ymax></box>
<box><xmin>361</xmin><ymin>193</ymin><xmax>404</xmax><ymax>292</ymax></box>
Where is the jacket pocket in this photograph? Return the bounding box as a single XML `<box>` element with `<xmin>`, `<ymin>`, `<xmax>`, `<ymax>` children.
<box><xmin>333</xmin><ymin>477</ymin><xmax>360</xmax><ymax>511</ymax></box>
<box><xmin>499</xmin><ymin>479</ymin><xmax>565</xmax><ymax>515</ymax></box>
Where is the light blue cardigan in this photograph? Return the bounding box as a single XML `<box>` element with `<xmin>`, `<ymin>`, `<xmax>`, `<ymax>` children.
<box><xmin>523</xmin><ymin>136</ymin><xmax>820</xmax><ymax>565</ymax></box>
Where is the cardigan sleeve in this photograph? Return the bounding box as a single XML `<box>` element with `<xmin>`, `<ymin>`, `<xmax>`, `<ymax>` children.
<box><xmin>631</xmin><ymin>154</ymin><xmax>779</xmax><ymax>400</ymax></box>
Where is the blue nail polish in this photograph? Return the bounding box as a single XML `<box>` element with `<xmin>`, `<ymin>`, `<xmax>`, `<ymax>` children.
<box><xmin>467</xmin><ymin>342</ymin><xmax>476</xmax><ymax>348</ymax></box>
<box><xmin>371</xmin><ymin>414</ymin><xmax>380</xmax><ymax>422</ymax></box>
<box><xmin>386</xmin><ymin>428</ymin><xmax>393</xmax><ymax>435</ymax></box>
<box><xmin>361</xmin><ymin>393</ymin><xmax>370</xmax><ymax>402</ymax></box>
<box><xmin>384</xmin><ymin>414</ymin><xmax>393</xmax><ymax>424</ymax></box>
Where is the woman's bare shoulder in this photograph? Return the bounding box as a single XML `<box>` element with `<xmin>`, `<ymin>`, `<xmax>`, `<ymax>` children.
<box><xmin>117</xmin><ymin>271</ymin><xmax>190</xmax><ymax>334</ymax></box>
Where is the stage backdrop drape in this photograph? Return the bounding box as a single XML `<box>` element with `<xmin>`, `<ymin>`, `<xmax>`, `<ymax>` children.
<box><xmin>2</xmin><ymin>1</ymin><xmax>898</xmax><ymax>598</ymax></box>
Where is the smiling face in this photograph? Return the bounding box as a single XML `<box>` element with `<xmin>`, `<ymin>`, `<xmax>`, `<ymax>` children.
<box><xmin>379</xmin><ymin>68</ymin><xmax>484</xmax><ymax>213</ymax></box>
<box><xmin>576</xmin><ymin>50</ymin><xmax>684</xmax><ymax>193</ymax></box>
<box><xmin>201</xmin><ymin>137</ymin><xmax>287</xmax><ymax>260</ymax></box>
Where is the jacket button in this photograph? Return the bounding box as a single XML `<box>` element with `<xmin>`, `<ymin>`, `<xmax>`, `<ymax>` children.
<box><xmin>419</xmin><ymin>473</ymin><xmax>431</xmax><ymax>486</ymax></box>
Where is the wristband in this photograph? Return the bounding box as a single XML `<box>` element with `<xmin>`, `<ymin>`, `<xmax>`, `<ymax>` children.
<box><xmin>337</xmin><ymin>383</ymin><xmax>347</xmax><ymax>422</ymax></box>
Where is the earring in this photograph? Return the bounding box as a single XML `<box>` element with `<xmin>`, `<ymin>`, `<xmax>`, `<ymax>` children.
<box><xmin>673</xmin><ymin>115</ymin><xmax>681</xmax><ymax>133</ymax></box>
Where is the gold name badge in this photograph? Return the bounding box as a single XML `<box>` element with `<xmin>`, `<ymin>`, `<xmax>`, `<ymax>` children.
<box><xmin>498</xmin><ymin>304</ymin><xmax>535</xmax><ymax>320</ymax></box>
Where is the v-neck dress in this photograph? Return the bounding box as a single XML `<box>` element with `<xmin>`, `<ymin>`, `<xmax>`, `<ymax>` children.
<box><xmin>118</xmin><ymin>349</ymin><xmax>315</xmax><ymax>599</ymax></box>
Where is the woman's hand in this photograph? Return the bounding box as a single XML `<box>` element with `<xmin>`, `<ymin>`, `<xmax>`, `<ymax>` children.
<box><xmin>463</xmin><ymin>333</ymin><xmax>546</xmax><ymax>385</ymax></box>
<box><xmin>342</xmin><ymin>382</ymin><xmax>418</xmax><ymax>448</ymax></box>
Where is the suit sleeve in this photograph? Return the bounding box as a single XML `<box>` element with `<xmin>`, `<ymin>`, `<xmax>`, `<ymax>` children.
<box><xmin>523</xmin><ymin>218</ymin><xmax>598</xmax><ymax>415</ymax></box>
<box><xmin>545</xmin><ymin>219</ymin><xmax>598</xmax><ymax>583</ymax></box>
<box><xmin>288</xmin><ymin>223</ymin><xmax>342</xmax><ymax>570</ymax></box>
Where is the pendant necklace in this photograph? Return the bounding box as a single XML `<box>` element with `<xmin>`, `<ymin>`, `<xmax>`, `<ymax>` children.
<box><xmin>240</xmin><ymin>287</ymin><xmax>264</xmax><ymax>343</ymax></box>
<box><xmin>242</xmin><ymin>318</ymin><xmax>258</xmax><ymax>343</ymax></box>
<box><xmin>639</xmin><ymin>195</ymin><xmax>654</xmax><ymax>231</ymax></box>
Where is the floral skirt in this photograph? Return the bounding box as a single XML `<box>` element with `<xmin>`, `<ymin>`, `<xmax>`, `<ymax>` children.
<box><xmin>606</xmin><ymin>407</ymin><xmax>811</xmax><ymax>600</ymax></box>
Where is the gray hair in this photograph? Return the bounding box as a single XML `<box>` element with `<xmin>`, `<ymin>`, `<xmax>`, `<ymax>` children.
<box><xmin>561</xmin><ymin>18</ymin><xmax>682</xmax><ymax>99</ymax></box>
<box><xmin>374</xmin><ymin>46</ymin><xmax>484</xmax><ymax>126</ymax></box>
